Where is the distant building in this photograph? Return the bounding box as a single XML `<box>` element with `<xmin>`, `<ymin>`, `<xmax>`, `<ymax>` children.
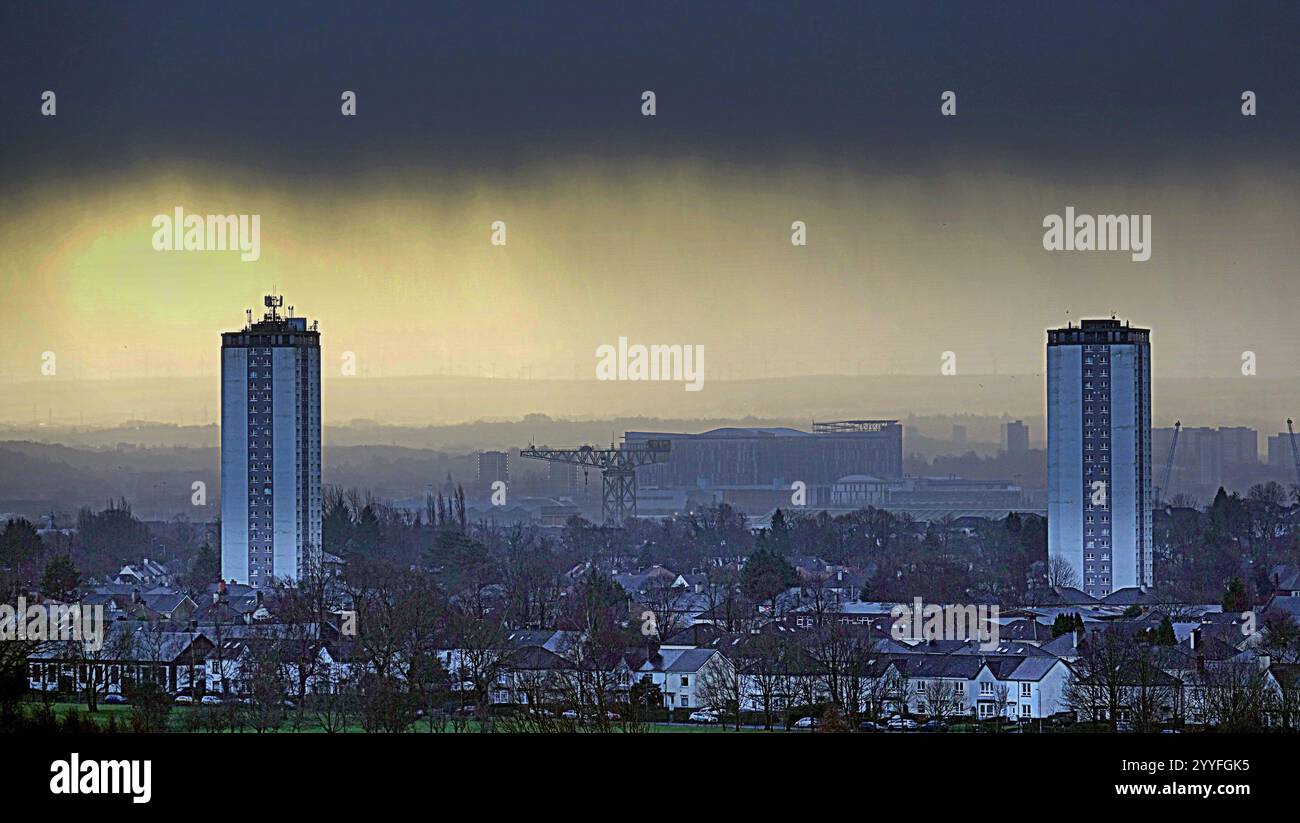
<box><xmin>113</xmin><ymin>559</ymin><xmax>172</xmax><ymax>588</ymax></box>
<box><xmin>625</xmin><ymin>420</ymin><xmax>902</xmax><ymax>490</ymax></box>
<box><xmin>1153</xmin><ymin>425</ymin><xmax>1260</xmax><ymax>499</ymax></box>
<box><xmin>1268</xmin><ymin>433</ymin><xmax>1295</xmax><ymax>469</ymax></box>
<box><xmin>547</xmin><ymin>460</ymin><xmax>578</xmax><ymax>498</ymax></box>
<box><xmin>477</xmin><ymin>450</ymin><xmax>510</xmax><ymax>492</ymax></box>
<box><xmin>830</xmin><ymin>475</ymin><xmax>891</xmax><ymax>508</ymax></box>
<box><xmin>830</xmin><ymin>475</ymin><xmax>1026</xmax><ymax>516</ymax></box>
<box><xmin>220</xmin><ymin>295</ymin><xmax>322</xmax><ymax>587</ymax></box>
<box><xmin>1219</xmin><ymin>427</ymin><xmax>1258</xmax><ymax>466</ymax></box>
<box><xmin>1182</xmin><ymin>427</ymin><xmax>1223</xmax><ymax>487</ymax></box>
<box><xmin>1004</xmin><ymin>420</ymin><xmax>1029</xmax><ymax>454</ymax></box>
<box><xmin>1047</xmin><ymin>318</ymin><xmax>1152</xmax><ymax>599</ymax></box>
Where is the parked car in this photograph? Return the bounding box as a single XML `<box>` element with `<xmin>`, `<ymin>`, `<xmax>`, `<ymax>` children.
<box><xmin>858</xmin><ymin>720</ymin><xmax>881</xmax><ymax>732</ymax></box>
<box><xmin>200</xmin><ymin>694</ymin><xmax>222</xmax><ymax>705</ymax></box>
<box><xmin>794</xmin><ymin>716</ymin><xmax>819</xmax><ymax>729</ymax></box>
<box><xmin>103</xmin><ymin>694</ymin><xmax>127</xmax><ymax>705</ymax></box>
<box><xmin>561</xmin><ymin>709</ymin><xmax>580</xmax><ymax>720</ymax></box>
<box><xmin>887</xmin><ymin>715</ymin><xmax>918</xmax><ymax>731</ymax></box>
<box><xmin>173</xmin><ymin>694</ymin><xmax>194</xmax><ymax>704</ymax></box>
<box><xmin>1048</xmin><ymin>711</ymin><xmax>1076</xmax><ymax>727</ymax></box>
<box><xmin>922</xmin><ymin>719</ymin><xmax>947</xmax><ymax>732</ymax></box>
<box><xmin>689</xmin><ymin>708</ymin><xmax>721</xmax><ymax>724</ymax></box>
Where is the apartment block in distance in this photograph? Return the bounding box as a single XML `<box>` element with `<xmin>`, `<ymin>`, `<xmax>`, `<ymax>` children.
<box><xmin>220</xmin><ymin>295</ymin><xmax>322</xmax><ymax>587</ymax></box>
<box><xmin>1047</xmin><ymin>318</ymin><xmax>1152</xmax><ymax>598</ymax></box>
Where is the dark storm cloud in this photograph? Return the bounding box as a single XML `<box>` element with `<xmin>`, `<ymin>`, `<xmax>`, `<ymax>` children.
<box><xmin>1</xmin><ymin>0</ymin><xmax>1298</xmax><ymax>184</ymax></box>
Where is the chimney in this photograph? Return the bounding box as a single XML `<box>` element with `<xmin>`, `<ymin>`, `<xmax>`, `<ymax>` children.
<box><xmin>132</xmin><ymin>588</ymin><xmax>141</xmax><ymax>605</ymax></box>
<box><xmin>1190</xmin><ymin>628</ymin><xmax>1199</xmax><ymax>650</ymax></box>
<box><xmin>256</xmin><ymin>590</ymin><xmax>264</xmax><ymax>607</ymax></box>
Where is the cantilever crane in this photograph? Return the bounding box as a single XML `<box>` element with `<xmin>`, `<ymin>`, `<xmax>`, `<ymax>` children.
<box><xmin>519</xmin><ymin>439</ymin><xmax>670</xmax><ymax>525</ymax></box>
<box><xmin>1287</xmin><ymin>419</ymin><xmax>1300</xmax><ymax>492</ymax></box>
<box><xmin>1155</xmin><ymin>420</ymin><xmax>1180</xmax><ymax>507</ymax></box>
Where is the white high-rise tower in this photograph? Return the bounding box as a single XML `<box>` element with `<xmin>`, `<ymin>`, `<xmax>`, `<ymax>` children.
<box><xmin>1047</xmin><ymin>318</ymin><xmax>1152</xmax><ymax>598</ymax></box>
<box><xmin>221</xmin><ymin>295</ymin><xmax>322</xmax><ymax>587</ymax></box>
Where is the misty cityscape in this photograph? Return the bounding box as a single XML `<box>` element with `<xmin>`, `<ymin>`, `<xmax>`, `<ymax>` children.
<box><xmin>2</xmin><ymin>0</ymin><xmax>1299</xmax><ymax>807</ymax></box>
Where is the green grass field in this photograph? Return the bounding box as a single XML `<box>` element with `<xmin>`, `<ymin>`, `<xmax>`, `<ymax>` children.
<box><xmin>29</xmin><ymin>701</ymin><xmax>798</xmax><ymax>733</ymax></box>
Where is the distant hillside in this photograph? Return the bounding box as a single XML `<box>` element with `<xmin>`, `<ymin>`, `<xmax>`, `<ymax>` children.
<box><xmin>6</xmin><ymin>373</ymin><xmax>1297</xmax><ymax>431</ymax></box>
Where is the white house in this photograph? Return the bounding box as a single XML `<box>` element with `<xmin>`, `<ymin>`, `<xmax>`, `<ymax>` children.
<box><xmin>636</xmin><ymin>648</ymin><xmax>732</xmax><ymax>710</ymax></box>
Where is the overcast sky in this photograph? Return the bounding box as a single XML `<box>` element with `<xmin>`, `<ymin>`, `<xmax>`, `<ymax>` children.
<box><xmin>1</xmin><ymin>2</ymin><xmax>1298</xmax><ymax>423</ymax></box>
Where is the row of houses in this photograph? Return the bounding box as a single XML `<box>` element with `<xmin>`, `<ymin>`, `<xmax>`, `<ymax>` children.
<box><xmin>21</xmin><ymin>554</ymin><xmax>1300</xmax><ymax>727</ymax></box>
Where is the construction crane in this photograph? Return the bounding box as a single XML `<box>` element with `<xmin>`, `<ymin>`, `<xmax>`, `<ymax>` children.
<box><xmin>1155</xmin><ymin>420</ymin><xmax>1180</xmax><ymax>507</ymax></box>
<box><xmin>1287</xmin><ymin>419</ymin><xmax>1300</xmax><ymax>491</ymax></box>
<box><xmin>519</xmin><ymin>439</ymin><xmax>670</xmax><ymax>525</ymax></box>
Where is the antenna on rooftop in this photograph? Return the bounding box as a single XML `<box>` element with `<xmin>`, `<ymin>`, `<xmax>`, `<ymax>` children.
<box><xmin>264</xmin><ymin>294</ymin><xmax>284</xmax><ymax>321</ymax></box>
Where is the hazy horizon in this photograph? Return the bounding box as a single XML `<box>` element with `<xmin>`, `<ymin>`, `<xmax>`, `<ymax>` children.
<box><xmin>3</xmin><ymin>3</ymin><xmax>1298</xmax><ymax>442</ymax></box>
<box><xmin>3</xmin><ymin>373</ymin><xmax>1298</xmax><ymax>443</ymax></box>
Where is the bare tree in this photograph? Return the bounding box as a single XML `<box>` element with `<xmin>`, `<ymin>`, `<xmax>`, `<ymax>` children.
<box><xmin>1126</xmin><ymin>650</ymin><xmax>1179</xmax><ymax>733</ymax></box>
<box><xmin>58</xmin><ymin>614</ymin><xmax>132</xmax><ymax>712</ymax></box>
<box><xmin>745</xmin><ymin>642</ymin><xmax>788</xmax><ymax>730</ymax></box>
<box><xmin>703</xmin><ymin>566</ymin><xmax>748</xmax><ymax>633</ymax></box>
<box><xmin>696</xmin><ymin>654</ymin><xmax>743</xmax><ymax>730</ymax></box>
<box><xmin>312</xmin><ymin>666</ymin><xmax>358</xmax><ymax>733</ymax></box>
<box><xmin>641</xmin><ymin>578</ymin><xmax>691</xmax><ymax>645</ymax></box>
<box><xmin>991</xmin><ymin>683</ymin><xmax>1012</xmax><ymax>727</ymax></box>
<box><xmin>357</xmin><ymin>670</ymin><xmax>418</xmax><ymax>733</ymax></box>
<box><xmin>1200</xmin><ymin>659</ymin><xmax>1272</xmax><ymax>732</ymax></box>
<box><xmin>811</xmin><ymin>622</ymin><xmax>872</xmax><ymax>721</ymax></box>
<box><xmin>446</xmin><ymin>604</ymin><xmax>507</xmax><ymax>714</ymax></box>
<box><xmin>241</xmin><ymin>640</ymin><xmax>289</xmax><ymax>733</ymax></box>
<box><xmin>1047</xmin><ymin>555</ymin><xmax>1079</xmax><ymax>589</ymax></box>
<box><xmin>1064</xmin><ymin>629</ymin><xmax>1136</xmax><ymax>731</ymax></box>
<box><xmin>924</xmin><ymin>679</ymin><xmax>961</xmax><ymax>722</ymax></box>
